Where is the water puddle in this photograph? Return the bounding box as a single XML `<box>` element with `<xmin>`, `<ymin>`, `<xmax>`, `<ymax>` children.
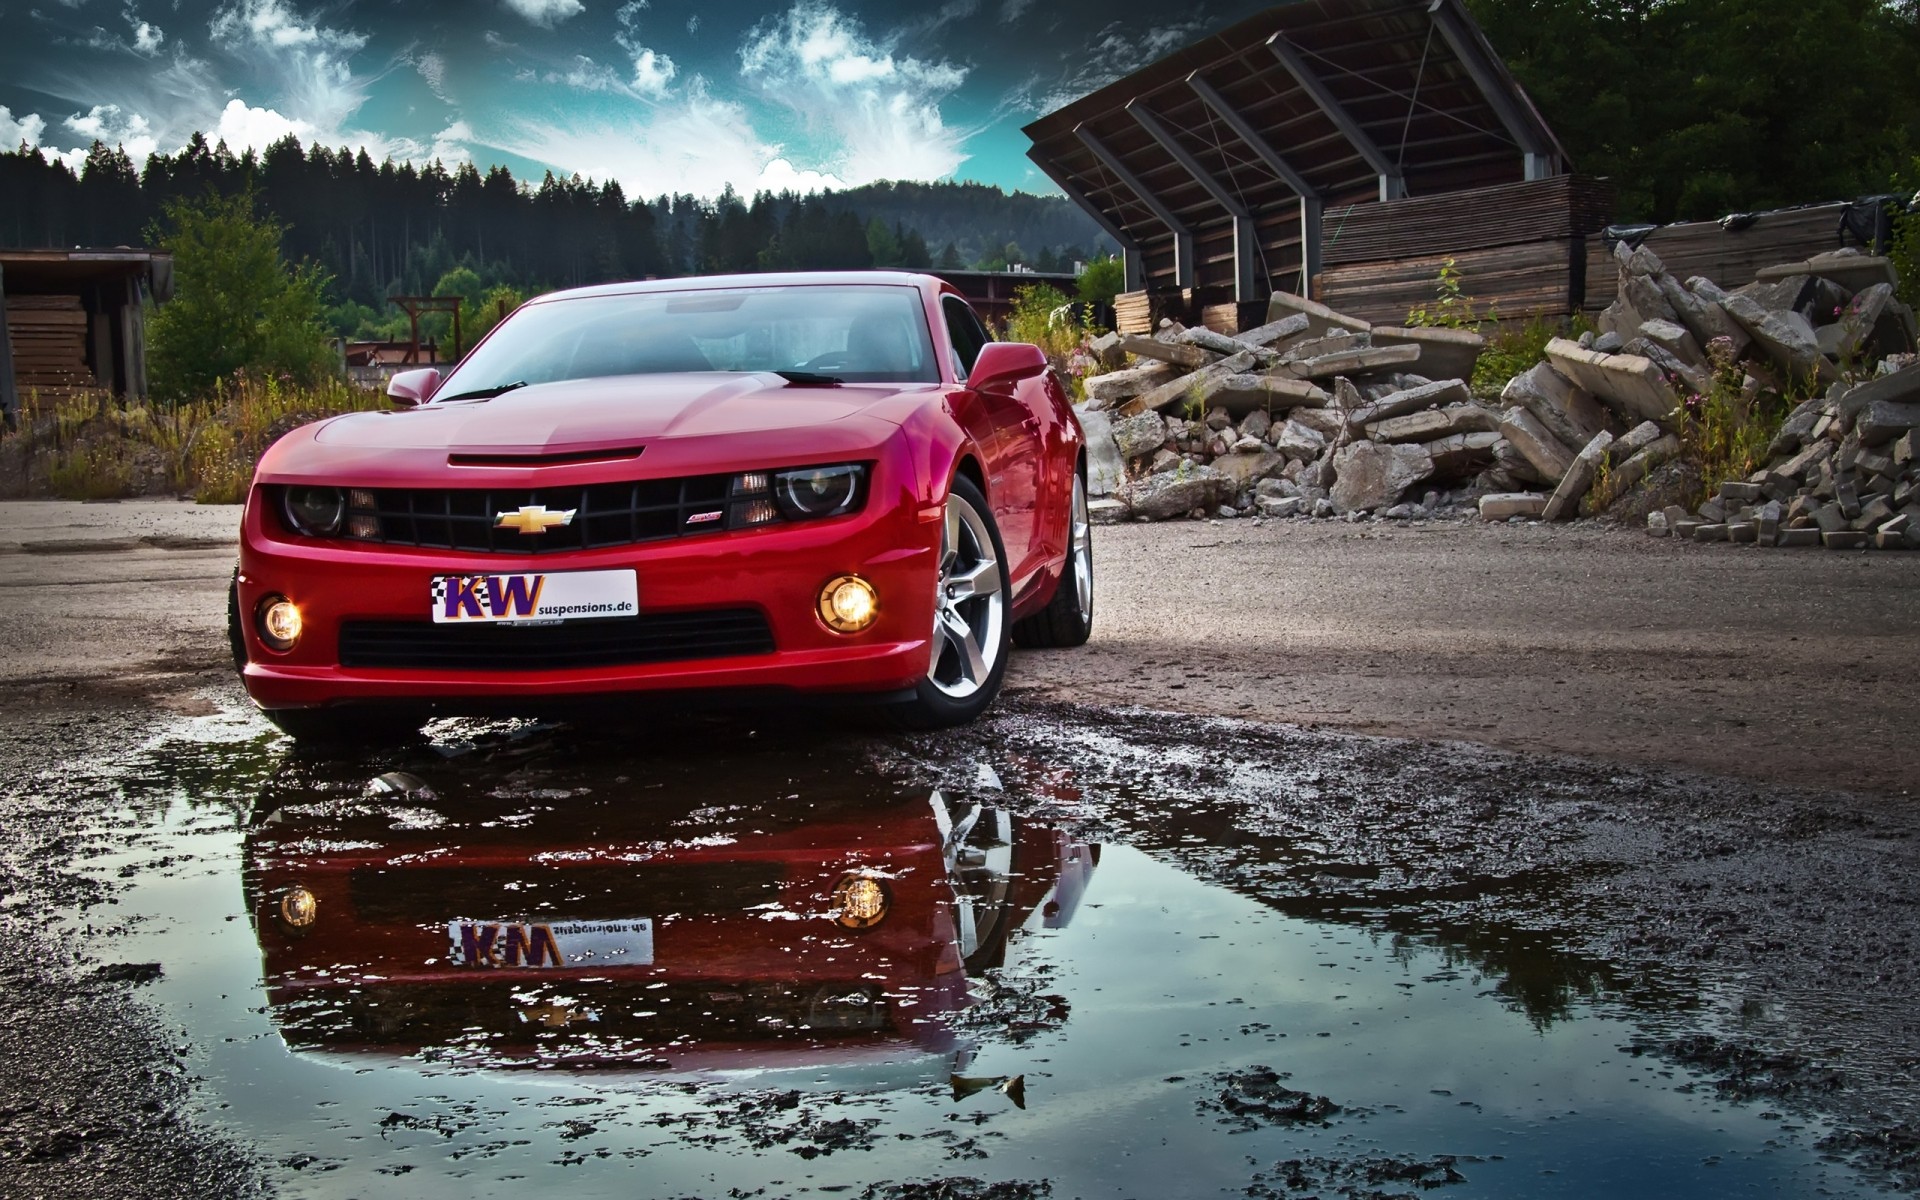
<box><xmin>39</xmin><ymin>706</ymin><xmax>1900</xmax><ymax>1197</ymax></box>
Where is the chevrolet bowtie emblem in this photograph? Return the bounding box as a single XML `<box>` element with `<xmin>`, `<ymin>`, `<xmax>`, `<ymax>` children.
<box><xmin>495</xmin><ymin>505</ymin><xmax>577</xmax><ymax>535</ymax></box>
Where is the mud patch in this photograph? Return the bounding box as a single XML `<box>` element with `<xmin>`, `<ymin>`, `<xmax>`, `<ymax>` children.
<box><xmin>1245</xmin><ymin>1154</ymin><xmax>1475</xmax><ymax>1198</ymax></box>
<box><xmin>1202</xmin><ymin>1067</ymin><xmax>1356</xmax><ymax>1130</ymax></box>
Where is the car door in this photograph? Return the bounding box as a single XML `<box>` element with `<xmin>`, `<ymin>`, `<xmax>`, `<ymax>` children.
<box><xmin>944</xmin><ymin>296</ymin><xmax>1042</xmax><ymax>589</ymax></box>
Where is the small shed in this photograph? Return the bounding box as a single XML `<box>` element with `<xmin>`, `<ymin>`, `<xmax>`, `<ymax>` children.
<box><xmin>0</xmin><ymin>248</ymin><xmax>174</xmax><ymax>420</ymax></box>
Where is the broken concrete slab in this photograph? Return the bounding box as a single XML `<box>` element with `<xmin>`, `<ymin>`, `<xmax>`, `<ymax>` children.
<box><xmin>1611</xmin><ymin>420</ymin><xmax>1666</xmax><ymax>463</ymax></box>
<box><xmin>1230</xmin><ymin>312</ymin><xmax>1313</xmax><ymax>353</ymax></box>
<box><xmin>1855</xmin><ymin>400</ymin><xmax>1920</xmax><ymax>447</ymax></box>
<box><xmin>1205</xmin><ymin>373</ymin><xmax>1331</xmax><ymax>417</ymax></box>
<box><xmin>1757</xmin><ymin>252</ymin><xmax>1900</xmax><ymax>294</ymax></box>
<box><xmin>1180</xmin><ymin>326</ymin><xmax>1282</xmax><ymax>365</ymax></box>
<box><xmin>1369</xmin><ymin>325</ymin><xmax>1485</xmax><ymax>382</ymax></box>
<box><xmin>1835</xmin><ymin>363</ymin><xmax>1920</xmax><ymax>425</ymax></box>
<box><xmin>1658</xmin><ymin>273</ymin><xmax>1751</xmax><ymax>358</ymax></box>
<box><xmin>1271</xmin><ymin>418</ymin><xmax>1328</xmax><ymax>461</ymax></box>
<box><xmin>1109</xmin><ymin>410</ymin><xmax>1172</xmax><ymax>461</ymax></box>
<box><xmin>1330</xmin><ymin>441</ymin><xmax>1434</xmax><ymax>514</ymax></box>
<box><xmin>1721</xmin><ymin>291</ymin><xmax>1837</xmax><ymax>385</ymax></box>
<box><xmin>1212</xmin><ymin>447</ymin><xmax>1286</xmax><ymax>492</ymax></box>
<box><xmin>1624</xmin><ymin>336</ymin><xmax>1713</xmax><ymax>398</ymax></box>
<box><xmin>1283</xmin><ymin>343</ymin><xmax>1422</xmax><ymax>381</ymax></box>
<box><xmin>1637</xmin><ymin>318</ymin><xmax>1706</xmax><ymax>367</ymax></box>
<box><xmin>1115</xmin><ymin>351</ymin><xmax>1259</xmax><ymax>417</ymax></box>
<box><xmin>1778</xmin><ymin>527</ymin><xmax>1821</xmax><ymax>547</ymax></box>
<box><xmin>1084</xmin><ymin>360</ymin><xmax>1179</xmax><ymax>404</ymax></box>
<box><xmin>1423</xmin><ymin>431</ymin><xmax>1503</xmax><ymax>476</ymax></box>
<box><xmin>1617</xmin><ymin>272</ymin><xmax>1679</xmax><ymax>342</ymax></box>
<box><xmin>1499</xmin><ymin>407</ymin><xmax>1576</xmax><ymax>484</ymax></box>
<box><xmin>1544</xmin><ymin>338</ymin><xmax>1680</xmax><ymax>427</ymax></box>
<box><xmin>1365</xmin><ymin>403</ymin><xmax>1499</xmax><ymax>444</ymax></box>
<box><xmin>1479</xmin><ymin>492</ymin><xmax>1547</xmax><ymax>521</ymax></box>
<box><xmin>1599</xmin><ymin>433</ymin><xmax>1682</xmax><ymax>502</ymax></box>
<box><xmin>1501</xmin><ymin>361</ymin><xmax>1613</xmax><ymax>451</ymax></box>
<box><xmin>1349</xmin><ymin>378</ymin><xmax>1472</xmax><ymax>427</ymax></box>
<box><xmin>1543</xmin><ymin>430</ymin><xmax>1615</xmax><ymax>521</ymax></box>
<box><xmin>1118</xmin><ymin>336</ymin><xmax>1212</xmax><ymax>369</ymax></box>
<box><xmin>1074</xmin><ymin>406</ymin><xmax>1127</xmax><ymax>497</ymax></box>
<box><xmin>1267</xmin><ymin>290</ymin><xmax>1371</xmax><ymax>338</ymax></box>
<box><xmin>1118</xmin><ymin>464</ymin><xmax>1236</xmax><ymax>521</ymax></box>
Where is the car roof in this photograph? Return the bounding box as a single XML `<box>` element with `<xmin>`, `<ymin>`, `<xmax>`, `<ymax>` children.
<box><xmin>527</xmin><ymin>270</ymin><xmax>953</xmax><ymax>307</ymax></box>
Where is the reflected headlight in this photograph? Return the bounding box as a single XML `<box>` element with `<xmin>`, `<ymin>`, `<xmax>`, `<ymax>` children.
<box><xmin>832</xmin><ymin>871</ymin><xmax>891</xmax><ymax>930</ymax></box>
<box><xmin>277</xmin><ymin>885</ymin><xmax>318</xmax><ymax>931</ymax></box>
<box><xmin>281</xmin><ymin>486</ymin><xmax>346</xmax><ymax>537</ymax></box>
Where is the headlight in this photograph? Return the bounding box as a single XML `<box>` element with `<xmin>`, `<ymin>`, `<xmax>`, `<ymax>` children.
<box><xmin>775</xmin><ymin>465</ymin><xmax>865</xmax><ymax>519</ymax></box>
<box><xmin>281</xmin><ymin>486</ymin><xmax>346</xmax><ymax>537</ymax></box>
<box><xmin>726</xmin><ymin>464</ymin><xmax>867</xmax><ymax>528</ymax></box>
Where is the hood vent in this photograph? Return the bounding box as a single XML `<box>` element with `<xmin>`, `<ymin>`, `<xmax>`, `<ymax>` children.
<box><xmin>449</xmin><ymin>445</ymin><xmax>645</xmax><ymax>468</ymax></box>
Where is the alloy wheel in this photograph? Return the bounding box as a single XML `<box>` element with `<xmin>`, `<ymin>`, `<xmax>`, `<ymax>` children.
<box><xmin>928</xmin><ymin>490</ymin><xmax>1006</xmax><ymax>700</ymax></box>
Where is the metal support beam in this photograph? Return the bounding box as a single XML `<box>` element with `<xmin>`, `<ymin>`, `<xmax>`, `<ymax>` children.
<box><xmin>1125</xmin><ymin>101</ymin><xmax>1256</xmax><ymax>302</ymax></box>
<box><xmin>1186</xmin><ymin>73</ymin><xmax>1324</xmax><ymax>296</ymax></box>
<box><xmin>1426</xmin><ymin>0</ymin><xmax>1560</xmax><ymax>180</ymax></box>
<box><xmin>1266</xmin><ymin>32</ymin><xmax>1406</xmax><ymax>200</ymax></box>
<box><xmin>1024</xmin><ymin>148</ymin><xmax>1144</xmax><ymax>292</ymax></box>
<box><xmin>1074</xmin><ymin>125</ymin><xmax>1195</xmax><ymax>289</ymax></box>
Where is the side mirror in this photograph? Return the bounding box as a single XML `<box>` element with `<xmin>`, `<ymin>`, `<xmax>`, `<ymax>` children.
<box><xmin>387</xmin><ymin>367</ymin><xmax>441</xmax><ymax>407</ymax></box>
<box><xmin>966</xmin><ymin>342</ymin><xmax>1048</xmax><ymax>391</ymax></box>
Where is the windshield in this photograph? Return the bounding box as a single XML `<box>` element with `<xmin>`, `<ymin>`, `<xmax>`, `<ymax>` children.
<box><xmin>437</xmin><ymin>284</ymin><xmax>942</xmax><ymax>395</ymax></box>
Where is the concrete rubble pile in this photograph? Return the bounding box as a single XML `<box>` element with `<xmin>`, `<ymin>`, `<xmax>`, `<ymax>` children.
<box><xmin>1493</xmin><ymin>241</ymin><xmax>1920</xmax><ymax>547</ymax></box>
<box><xmin>1075</xmin><ymin>291</ymin><xmax>1500</xmax><ymax>523</ymax></box>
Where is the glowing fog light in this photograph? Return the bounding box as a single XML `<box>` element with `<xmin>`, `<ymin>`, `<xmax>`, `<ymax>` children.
<box><xmin>817</xmin><ymin>575</ymin><xmax>878</xmax><ymax>634</ymax></box>
<box><xmin>832</xmin><ymin>872</ymin><xmax>891</xmax><ymax>930</ymax></box>
<box><xmin>258</xmin><ymin>596</ymin><xmax>302</xmax><ymax>651</ymax></box>
<box><xmin>278</xmin><ymin>885</ymin><xmax>319</xmax><ymax>930</ymax></box>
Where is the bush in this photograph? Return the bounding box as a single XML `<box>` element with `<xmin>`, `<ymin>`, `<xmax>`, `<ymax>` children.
<box><xmin>1005</xmin><ymin>283</ymin><xmax>1079</xmax><ymax>357</ymax></box>
<box><xmin>1077</xmin><ymin>256</ymin><xmax>1126</xmax><ymax>307</ymax></box>
<box><xmin>147</xmin><ymin>190</ymin><xmax>337</xmax><ymax>403</ymax></box>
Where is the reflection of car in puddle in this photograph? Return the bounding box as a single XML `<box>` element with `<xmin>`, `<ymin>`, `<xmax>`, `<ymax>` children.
<box><xmin>243</xmin><ymin>747</ymin><xmax>1096</xmax><ymax>1078</ymax></box>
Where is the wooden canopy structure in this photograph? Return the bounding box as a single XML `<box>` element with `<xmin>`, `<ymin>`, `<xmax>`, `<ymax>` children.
<box><xmin>0</xmin><ymin>248</ymin><xmax>173</xmax><ymax>420</ymax></box>
<box><xmin>1023</xmin><ymin>0</ymin><xmax>1580</xmax><ymax>318</ymax></box>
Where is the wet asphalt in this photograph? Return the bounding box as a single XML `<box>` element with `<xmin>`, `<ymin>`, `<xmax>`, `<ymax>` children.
<box><xmin>3</xmin><ymin>690</ymin><xmax>1918</xmax><ymax>1198</ymax></box>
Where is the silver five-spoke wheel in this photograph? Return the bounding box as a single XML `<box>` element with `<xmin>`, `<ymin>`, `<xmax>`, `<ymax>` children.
<box><xmin>929</xmin><ymin>487</ymin><xmax>1006</xmax><ymax>700</ymax></box>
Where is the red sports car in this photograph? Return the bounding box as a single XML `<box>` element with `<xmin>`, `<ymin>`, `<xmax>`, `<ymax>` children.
<box><xmin>229</xmin><ymin>272</ymin><xmax>1092</xmax><ymax>740</ymax></box>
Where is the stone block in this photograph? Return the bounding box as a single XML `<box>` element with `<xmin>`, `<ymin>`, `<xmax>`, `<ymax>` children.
<box><xmin>1544</xmin><ymin>339</ymin><xmax>1680</xmax><ymax>426</ymax></box>
<box><xmin>1853</xmin><ymin>496</ymin><xmax>1895</xmax><ymax>531</ymax></box>
<box><xmin>1672</xmin><ymin>519</ymin><xmax>1703</xmax><ymax>539</ymax></box>
<box><xmin>1726</xmin><ymin>521</ymin><xmax>1757</xmax><ymax>542</ymax></box>
<box><xmin>1206</xmin><ymin>373</ymin><xmax>1330</xmax><ymax>417</ymax></box>
<box><xmin>1257</xmin><ymin>494</ymin><xmax>1305</xmax><ymax>518</ymax></box>
<box><xmin>1330</xmin><ymin>441</ymin><xmax>1434</xmax><ymax>514</ymax></box>
<box><xmin>1822</xmin><ymin>530</ymin><xmax>1869</xmax><ymax>549</ymax></box>
<box><xmin>1266</xmin><ymin>290</ymin><xmax>1370</xmax><ymax>338</ymax></box>
<box><xmin>1612</xmin><ymin>421</ymin><xmax>1665</xmax><ymax>462</ymax></box>
<box><xmin>1893</xmin><ymin>429</ymin><xmax>1917</xmax><ymax>466</ymax></box>
<box><xmin>1423</xmin><ymin>431</ymin><xmax>1503</xmax><ymax>477</ymax></box>
<box><xmin>1271</xmin><ymin>418</ymin><xmax>1328</xmax><ymax>461</ymax></box>
<box><xmin>1719</xmin><ymin>480</ymin><xmax>1763</xmax><ymax>503</ymax></box>
<box><xmin>1855</xmin><ymin>400</ymin><xmax>1920</xmax><ymax>448</ymax></box>
<box><xmin>1637</xmin><ymin>317</ymin><xmax>1706</xmax><ymax>366</ymax></box>
<box><xmin>1117</xmin><ymin>351</ymin><xmax>1258</xmax><ymax>417</ymax></box>
<box><xmin>1215</xmin><ymin>447</ymin><xmax>1287</xmax><ymax>491</ymax></box>
<box><xmin>1618</xmin><ymin>272</ymin><xmax>1678</xmax><ymax>341</ymax></box>
<box><xmin>1660</xmin><ymin>273</ymin><xmax>1750</xmax><ymax>358</ymax></box>
<box><xmin>1873</xmin><ymin>528</ymin><xmax>1911</xmax><ymax>550</ymax></box>
<box><xmin>1232</xmin><ymin>312</ymin><xmax>1313</xmax><ymax>351</ymax></box>
<box><xmin>1812</xmin><ymin>502</ymin><xmax>1849</xmax><ymax>533</ymax></box>
<box><xmin>1543</xmin><ymin>430</ymin><xmax>1615</xmax><ymax>521</ymax></box>
<box><xmin>1662</xmin><ymin>503</ymin><xmax>1691</xmax><ymax>528</ymax></box>
<box><xmin>1646</xmin><ymin>510</ymin><xmax>1671</xmax><ymax>537</ymax></box>
<box><xmin>1499</xmin><ymin>407</ymin><xmax>1576</xmax><ymax>484</ymax></box>
<box><xmin>1368</xmin><ymin>325</ymin><xmax>1485</xmax><ymax>382</ymax></box>
<box><xmin>1777</xmin><ymin>527</ymin><xmax>1821</xmax><ymax>546</ymax></box>
<box><xmin>1074</xmin><ymin>406</ymin><xmax>1128</xmax><ymax>497</ymax></box>
<box><xmin>1758</xmin><ymin>252</ymin><xmax>1901</xmax><ymax>294</ymax></box>
<box><xmin>1180</xmin><ymin>326</ymin><xmax>1282</xmax><ymax>365</ymax></box>
<box><xmin>1480</xmin><ymin>492</ymin><xmax>1546</xmax><ymax>521</ymax></box>
<box><xmin>1756</xmin><ymin>500</ymin><xmax>1782</xmax><ymax>543</ymax></box>
<box><xmin>1501</xmin><ymin>362</ymin><xmax>1614</xmax><ymax>452</ymax></box>
<box><xmin>1693</xmin><ymin>523</ymin><xmax>1729</xmax><ymax>542</ymax></box>
<box><xmin>1110</xmin><ymin>411</ymin><xmax>1173</xmax><ymax>461</ymax></box>
<box><xmin>1118</xmin><ymin>465</ymin><xmax>1235</xmax><ymax>521</ymax></box>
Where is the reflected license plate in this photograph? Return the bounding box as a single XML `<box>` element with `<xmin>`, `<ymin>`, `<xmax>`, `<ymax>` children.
<box><xmin>447</xmin><ymin>918</ymin><xmax>655</xmax><ymax>968</ymax></box>
<box><xmin>430</xmin><ymin>569</ymin><xmax>637</xmax><ymax>625</ymax></box>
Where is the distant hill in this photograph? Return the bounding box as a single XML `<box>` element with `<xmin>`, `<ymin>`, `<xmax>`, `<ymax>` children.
<box><xmin>820</xmin><ymin>180</ymin><xmax>1113</xmax><ymax>267</ymax></box>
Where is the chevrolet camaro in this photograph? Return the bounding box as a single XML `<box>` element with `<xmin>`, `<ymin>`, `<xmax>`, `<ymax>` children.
<box><xmin>228</xmin><ymin>272</ymin><xmax>1093</xmax><ymax>740</ymax></box>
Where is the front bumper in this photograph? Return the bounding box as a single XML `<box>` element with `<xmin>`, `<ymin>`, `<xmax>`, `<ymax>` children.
<box><xmin>236</xmin><ymin>478</ymin><xmax>940</xmax><ymax>712</ymax></box>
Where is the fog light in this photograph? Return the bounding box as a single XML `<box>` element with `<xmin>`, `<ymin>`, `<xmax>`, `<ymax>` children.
<box><xmin>278</xmin><ymin>885</ymin><xmax>318</xmax><ymax>930</ymax></box>
<box><xmin>258</xmin><ymin>596</ymin><xmax>302</xmax><ymax>651</ymax></box>
<box><xmin>832</xmin><ymin>872</ymin><xmax>890</xmax><ymax>929</ymax></box>
<box><xmin>817</xmin><ymin>575</ymin><xmax>877</xmax><ymax>634</ymax></box>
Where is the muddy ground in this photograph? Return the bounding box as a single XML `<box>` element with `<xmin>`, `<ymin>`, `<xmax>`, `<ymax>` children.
<box><xmin>2</xmin><ymin>501</ymin><xmax>1918</xmax><ymax>1197</ymax></box>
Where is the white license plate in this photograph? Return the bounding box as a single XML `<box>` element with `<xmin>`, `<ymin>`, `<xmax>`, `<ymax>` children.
<box><xmin>446</xmin><ymin>918</ymin><xmax>655</xmax><ymax>968</ymax></box>
<box><xmin>430</xmin><ymin>569</ymin><xmax>637</xmax><ymax>624</ymax></box>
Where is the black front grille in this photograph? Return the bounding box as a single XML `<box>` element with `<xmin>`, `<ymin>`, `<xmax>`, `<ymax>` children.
<box><xmin>347</xmin><ymin>861</ymin><xmax>785</xmax><ymax>922</ymax></box>
<box><xmin>338</xmin><ymin>609</ymin><xmax>774</xmax><ymax>670</ymax></box>
<box><xmin>358</xmin><ymin>476</ymin><xmax>735</xmax><ymax>553</ymax></box>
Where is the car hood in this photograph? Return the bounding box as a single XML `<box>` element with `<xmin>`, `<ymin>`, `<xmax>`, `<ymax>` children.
<box><xmin>314</xmin><ymin>372</ymin><xmax>936</xmax><ymax>452</ymax></box>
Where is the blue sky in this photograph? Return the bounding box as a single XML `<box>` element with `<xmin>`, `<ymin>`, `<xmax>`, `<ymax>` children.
<box><xmin>0</xmin><ymin>0</ymin><xmax>1267</xmax><ymax>198</ymax></box>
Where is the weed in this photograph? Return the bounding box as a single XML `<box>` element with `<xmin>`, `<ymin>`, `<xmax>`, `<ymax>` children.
<box><xmin>1671</xmin><ymin>337</ymin><xmax>1789</xmax><ymax>501</ymax></box>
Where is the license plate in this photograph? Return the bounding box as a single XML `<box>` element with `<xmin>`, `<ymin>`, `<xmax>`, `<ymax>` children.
<box><xmin>430</xmin><ymin>569</ymin><xmax>637</xmax><ymax>624</ymax></box>
<box><xmin>446</xmin><ymin>918</ymin><xmax>655</xmax><ymax>968</ymax></box>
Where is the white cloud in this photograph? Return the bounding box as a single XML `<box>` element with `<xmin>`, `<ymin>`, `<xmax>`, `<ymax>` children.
<box><xmin>1</xmin><ymin>105</ymin><xmax>49</xmax><ymax>149</ymax></box>
<box><xmin>502</xmin><ymin>0</ymin><xmax>584</xmax><ymax>28</ymax></box>
<box><xmin>999</xmin><ymin>0</ymin><xmax>1034</xmax><ymax>21</ymax></box>
<box><xmin>756</xmin><ymin>156</ymin><xmax>845</xmax><ymax>194</ymax></box>
<box><xmin>630</xmin><ymin>47</ymin><xmax>675</xmax><ymax>96</ymax></box>
<box><xmin>429</xmin><ymin>120</ymin><xmax>473</xmax><ymax>164</ymax></box>
<box><xmin>64</xmin><ymin>103</ymin><xmax>160</xmax><ymax>158</ymax></box>
<box><xmin>132</xmin><ymin>19</ymin><xmax>163</xmax><ymax>54</ymax></box>
<box><xmin>416</xmin><ymin>51</ymin><xmax>450</xmax><ymax>102</ymax></box>
<box><xmin>212</xmin><ymin>97</ymin><xmax>313</xmax><ymax>148</ymax></box>
<box><xmin>478</xmin><ymin>77</ymin><xmax>793</xmax><ymax>199</ymax></box>
<box><xmin>738</xmin><ymin>2</ymin><xmax>970</xmax><ymax>185</ymax></box>
<box><xmin>209</xmin><ymin>0</ymin><xmax>364</xmax><ymax>52</ymax></box>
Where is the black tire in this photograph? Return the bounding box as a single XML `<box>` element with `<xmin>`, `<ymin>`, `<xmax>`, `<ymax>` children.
<box><xmin>892</xmin><ymin>475</ymin><xmax>1013</xmax><ymax>730</ymax></box>
<box><xmin>1013</xmin><ymin>467</ymin><xmax>1093</xmax><ymax>649</ymax></box>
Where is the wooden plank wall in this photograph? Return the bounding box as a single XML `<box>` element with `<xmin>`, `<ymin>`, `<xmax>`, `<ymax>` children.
<box><xmin>5</xmin><ymin>295</ymin><xmax>108</xmax><ymax>402</ymax></box>
<box><xmin>1579</xmin><ymin>204</ymin><xmax>1859</xmax><ymax>310</ymax></box>
<box><xmin>1318</xmin><ymin>240</ymin><xmax>1579</xmax><ymax>326</ymax></box>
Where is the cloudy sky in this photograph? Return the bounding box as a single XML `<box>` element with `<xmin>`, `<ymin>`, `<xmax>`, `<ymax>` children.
<box><xmin>0</xmin><ymin>0</ymin><xmax>1268</xmax><ymax>199</ymax></box>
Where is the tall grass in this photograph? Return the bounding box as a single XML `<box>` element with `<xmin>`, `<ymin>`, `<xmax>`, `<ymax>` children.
<box><xmin>2</xmin><ymin>374</ymin><xmax>384</xmax><ymax>502</ymax></box>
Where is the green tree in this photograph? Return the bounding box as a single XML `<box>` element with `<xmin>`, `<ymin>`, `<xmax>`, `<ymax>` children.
<box><xmin>937</xmin><ymin>240</ymin><xmax>964</xmax><ymax>270</ymax></box>
<box><xmin>147</xmin><ymin>190</ymin><xmax>334</xmax><ymax>402</ymax></box>
<box><xmin>1077</xmin><ymin>255</ymin><xmax>1126</xmax><ymax>306</ymax></box>
<box><xmin>866</xmin><ymin>217</ymin><xmax>902</xmax><ymax>267</ymax></box>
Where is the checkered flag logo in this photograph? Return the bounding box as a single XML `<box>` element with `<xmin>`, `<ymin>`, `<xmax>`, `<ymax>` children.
<box><xmin>430</xmin><ymin>578</ymin><xmax>449</xmax><ymax>608</ymax></box>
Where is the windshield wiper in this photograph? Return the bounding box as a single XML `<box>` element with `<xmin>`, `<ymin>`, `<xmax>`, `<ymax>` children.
<box><xmin>433</xmin><ymin>380</ymin><xmax>530</xmax><ymax>402</ymax></box>
<box><xmin>774</xmin><ymin>370</ymin><xmax>843</xmax><ymax>387</ymax></box>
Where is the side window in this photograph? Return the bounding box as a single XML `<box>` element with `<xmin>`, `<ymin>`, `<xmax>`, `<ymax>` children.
<box><xmin>943</xmin><ymin>296</ymin><xmax>990</xmax><ymax>378</ymax></box>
